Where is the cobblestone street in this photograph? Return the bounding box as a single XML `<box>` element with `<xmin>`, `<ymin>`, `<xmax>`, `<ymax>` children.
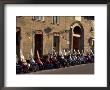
<box><xmin>30</xmin><ymin>63</ymin><xmax>94</xmax><ymax>74</ymax></box>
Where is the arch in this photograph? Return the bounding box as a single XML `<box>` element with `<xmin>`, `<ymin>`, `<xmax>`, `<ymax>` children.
<box><xmin>71</xmin><ymin>21</ymin><xmax>84</xmax><ymax>32</ymax></box>
<box><xmin>69</xmin><ymin>21</ymin><xmax>84</xmax><ymax>52</ymax></box>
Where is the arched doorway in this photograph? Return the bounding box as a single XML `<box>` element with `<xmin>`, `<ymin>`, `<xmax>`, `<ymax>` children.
<box><xmin>73</xmin><ymin>26</ymin><xmax>84</xmax><ymax>51</ymax></box>
<box><xmin>69</xmin><ymin>22</ymin><xmax>84</xmax><ymax>52</ymax></box>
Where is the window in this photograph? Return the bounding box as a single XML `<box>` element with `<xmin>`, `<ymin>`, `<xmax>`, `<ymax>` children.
<box><xmin>32</xmin><ymin>16</ymin><xmax>44</xmax><ymax>21</ymax></box>
<box><xmin>90</xmin><ymin>27</ymin><xmax>94</xmax><ymax>32</ymax></box>
<box><xmin>52</xmin><ymin>16</ymin><xmax>59</xmax><ymax>24</ymax></box>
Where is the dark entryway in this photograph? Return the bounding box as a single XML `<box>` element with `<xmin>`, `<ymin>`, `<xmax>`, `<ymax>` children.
<box><xmin>53</xmin><ymin>36</ymin><xmax>60</xmax><ymax>54</ymax></box>
<box><xmin>34</xmin><ymin>34</ymin><xmax>43</xmax><ymax>58</ymax></box>
<box><xmin>73</xmin><ymin>26</ymin><xmax>84</xmax><ymax>51</ymax></box>
<box><xmin>73</xmin><ymin>37</ymin><xmax>80</xmax><ymax>51</ymax></box>
<box><xmin>16</xmin><ymin>28</ymin><xmax>21</xmax><ymax>60</ymax></box>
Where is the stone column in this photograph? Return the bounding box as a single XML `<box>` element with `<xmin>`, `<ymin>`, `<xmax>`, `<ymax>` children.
<box><xmin>70</xmin><ymin>27</ymin><xmax>73</xmax><ymax>53</ymax></box>
<box><xmin>43</xmin><ymin>34</ymin><xmax>45</xmax><ymax>55</ymax></box>
<box><xmin>51</xmin><ymin>33</ymin><xmax>53</xmax><ymax>55</ymax></box>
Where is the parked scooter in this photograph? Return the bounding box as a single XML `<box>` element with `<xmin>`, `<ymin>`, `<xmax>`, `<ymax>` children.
<box><xmin>27</xmin><ymin>57</ymin><xmax>39</xmax><ymax>72</ymax></box>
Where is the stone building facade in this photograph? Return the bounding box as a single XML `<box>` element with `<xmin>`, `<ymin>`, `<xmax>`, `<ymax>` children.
<box><xmin>16</xmin><ymin>16</ymin><xmax>94</xmax><ymax>59</ymax></box>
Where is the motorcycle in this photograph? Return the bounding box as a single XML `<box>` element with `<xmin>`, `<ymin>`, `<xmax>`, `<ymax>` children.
<box><xmin>27</xmin><ymin>58</ymin><xmax>39</xmax><ymax>72</ymax></box>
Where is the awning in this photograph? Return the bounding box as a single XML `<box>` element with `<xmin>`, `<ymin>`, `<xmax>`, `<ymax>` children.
<box><xmin>73</xmin><ymin>34</ymin><xmax>81</xmax><ymax>37</ymax></box>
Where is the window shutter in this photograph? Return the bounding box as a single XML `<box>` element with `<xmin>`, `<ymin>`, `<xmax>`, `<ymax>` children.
<box><xmin>57</xmin><ymin>16</ymin><xmax>60</xmax><ymax>25</ymax></box>
<box><xmin>52</xmin><ymin>16</ymin><xmax>55</xmax><ymax>24</ymax></box>
<box><xmin>42</xmin><ymin>16</ymin><xmax>44</xmax><ymax>21</ymax></box>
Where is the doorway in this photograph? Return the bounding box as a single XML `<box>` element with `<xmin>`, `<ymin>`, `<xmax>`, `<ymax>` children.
<box><xmin>73</xmin><ymin>36</ymin><xmax>80</xmax><ymax>51</ymax></box>
<box><xmin>53</xmin><ymin>35</ymin><xmax>60</xmax><ymax>54</ymax></box>
<box><xmin>16</xmin><ymin>28</ymin><xmax>21</xmax><ymax>60</ymax></box>
<box><xmin>34</xmin><ymin>34</ymin><xmax>43</xmax><ymax>58</ymax></box>
<box><xmin>73</xmin><ymin>26</ymin><xmax>84</xmax><ymax>51</ymax></box>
